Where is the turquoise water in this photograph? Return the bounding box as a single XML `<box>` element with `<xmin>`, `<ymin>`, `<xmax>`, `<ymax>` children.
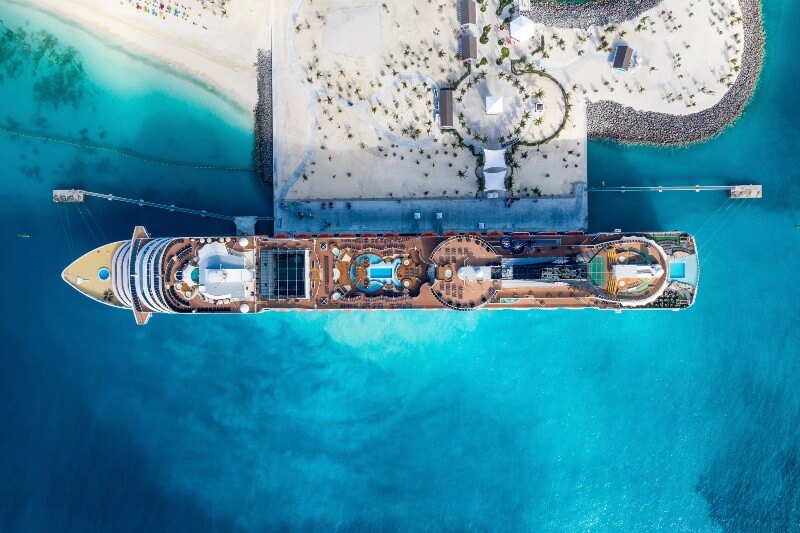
<box><xmin>370</xmin><ymin>268</ymin><xmax>393</xmax><ymax>278</ymax></box>
<box><xmin>1</xmin><ymin>1</ymin><xmax>799</xmax><ymax>531</ymax></box>
<box><xmin>669</xmin><ymin>262</ymin><xmax>685</xmax><ymax>278</ymax></box>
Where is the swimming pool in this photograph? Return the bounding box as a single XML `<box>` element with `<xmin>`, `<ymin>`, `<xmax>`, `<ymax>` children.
<box><xmin>370</xmin><ymin>267</ymin><xmax>393</xmax><ymax>279</ymax></box>
<box><xmin>670</xmin><ymin>262</ymin><xmax>686</xmax><ymax>279</ymax></box>
<box><xmin>97</xmin><ymin>267</ymin><xmax>110</xmax><ymax>281</ymax></box>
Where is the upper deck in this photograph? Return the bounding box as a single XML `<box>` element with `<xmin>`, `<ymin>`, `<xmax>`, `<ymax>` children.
<box><xmin>156</xmin><ymin>231</ymin><xmax>698</xmax><ymax>315</ymax></box>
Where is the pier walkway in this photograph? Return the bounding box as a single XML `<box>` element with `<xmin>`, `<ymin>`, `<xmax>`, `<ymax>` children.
<box><xmin>587</xmin><ymin>184</ymin><xmax>762</xmax><ymax>198</ymax></box>
<box><xmin>275</xmin><ymin>185</ymin><xmax>588</xmax><ymax>234</ymax></box>
<box><xmin>54</xmin><ymin>189</ymin><xmax>272</xmax><ymax>235</ymax></box>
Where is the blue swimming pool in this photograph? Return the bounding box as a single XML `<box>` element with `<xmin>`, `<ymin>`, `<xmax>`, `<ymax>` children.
<box><xmin>97</xmin><ymin>267</ymin><xmax>110</xmax><ymax>281</ymax></box>
<box><xmin>191</xmin><ymin>268</ymin><xmax>200</xmax><ymax>283</ymax></box>
<box><xmin>370</xmin><ymin>267</ymin><xmax>393</xmax><ymax>279</ymax></box>
<box><xmin>670</xmin><ymin>262</ymin><xmax>686</xmax><ymax>279</ymax></box>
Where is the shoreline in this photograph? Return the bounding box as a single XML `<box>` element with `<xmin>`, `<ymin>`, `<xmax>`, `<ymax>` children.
<box><xmin>527</xmin><ymin>0</ymin><xmax>765</xmax><ymax>145</ymax></box>
<box><xmin>12</xmin><ymin>0</ymin><xmax>268</xmax><ymax>115</ymax></box>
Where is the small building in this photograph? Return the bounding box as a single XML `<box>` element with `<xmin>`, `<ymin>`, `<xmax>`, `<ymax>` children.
<box><xmin>439</xmin><ymin>87</ymin><xmax>454</xmax><ymax>129</ymax></box>
<box><xmin>509</xmin><ymin>15</ymin><xmax>536</xmax><ymax>43</ymax></box>
<box><xmin>483</xmin><ymin>148</ymin><xmax>508</xmax><ymax>194</ymax></box>
<box><xmin>485</xmin><ymin>95</ymin><xmax>503</xmax><ymax>115</ymax></box>
<box><xmin>459</xmin><ymin>0</ymin><xmax>476</xmax><ymax>27</ymax></box>
<box><xmin>460</xmin><ymin>34</ymin><xmax>478</xmax><ymax>62</ymax></box>
<box><xmin>611</xmin><ymin>44</ymin><xmax>636</xmax><ymax>71</ymax></box>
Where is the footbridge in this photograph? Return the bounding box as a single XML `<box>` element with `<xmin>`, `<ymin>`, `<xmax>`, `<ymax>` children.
<box><xmin>53</xmin><ymin>189</ymin><xmax>272</xmax><ymax>235</ymax></box>
<box><xmin>587</xmin><ymin>184</ymin><xmax>762</xmax><ymax>198</ymax></box>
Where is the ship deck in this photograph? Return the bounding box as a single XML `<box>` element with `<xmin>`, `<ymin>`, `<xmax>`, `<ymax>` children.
<box><xmin>153</xmin><ymin>232</ymin><xmax>696</xmax><ymax>314</ymax></box>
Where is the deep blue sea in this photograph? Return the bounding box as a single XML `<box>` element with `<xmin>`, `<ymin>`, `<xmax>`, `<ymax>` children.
<box><xmin>1</xmin><ymin>1</ymin><xmax>798</xmax><ymax>531</ymax></box>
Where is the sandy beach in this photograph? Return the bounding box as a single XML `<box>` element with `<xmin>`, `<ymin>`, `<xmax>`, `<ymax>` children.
<box><xmin>19</xmin><ymin>0</ymin><xmax>271</xmax><ymax>112</ymax></box>
<box><xmin>272</xmin><ymin>0</ymin><xmax>748</xmax><ymax>201</ymax></box>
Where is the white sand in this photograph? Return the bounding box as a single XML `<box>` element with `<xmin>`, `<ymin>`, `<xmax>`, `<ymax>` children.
<box><xmin>323</xmin><ymin>5</ymin><xmax>382</xmax><ymax>57</ymax></box>
<box><xmin>27</xmin><ymin>0</ymin><xmax>743</xmax><ymax>201</ymax></box>
<box><xmin>22</xmin><ymin>0</ymin><xmax>272</xmax><ymax>111</ymax></box>
<box><xmin>273</xmin><ymin>0</ymin><xmax>745</xmax><ymax>201</ymax></box>
<box><xmin>523</xmin><ymin>0</ymin><xmax>746</xmax><ymax>114</ymax></box>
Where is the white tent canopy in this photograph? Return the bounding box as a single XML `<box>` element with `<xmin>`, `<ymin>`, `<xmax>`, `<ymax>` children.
<box><xmin>484</xmin><ymin>171</ymin><xmax>506</xmax><ymax>192</ymax></box>
<box><xmin>510</xmin><ymin>16</ymin><xmax>536</xmax><ymax>42</ymax></box>
<box><xmin>485</xmin><ymin>95</ymin><xmax>503</xmax><ymax>115</ymax></box>
<box><xmin>483</xmin><ymin>148</ymin><xmax>508</xmax><ymax>192</ymax></box>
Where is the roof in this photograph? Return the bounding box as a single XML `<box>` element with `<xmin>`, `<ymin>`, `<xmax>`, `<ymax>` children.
<box><xmin>483</xmin><ymin>148</ymin><xmax>507</xmax><ymax>191</ymax></box>
<box><xmin>485</xmin><ymin>95</ymin><xmax>503</xmax><ymax>115</ymax></box>
<box><xmin>612</xmin><ymin>263</ymin><xmax>664</xmax><ymax>279</ymax></box>
<box><xmin>259</xmin><ymin>249</ymin><xmax>309</xmax><ymax>299</ymax></box>
<box><xmin>612</xmin><ymin>45</ymin><xmax>634</xmax><ymax>70</ymax></box>
<box><xmin>484</xmin><ymin>170</ymin><xmax>506</xmax><ymax>192</ymax></box>
<box><xmin>459</xmin><ymin>0</ymin><xmax>476</xmax><ymax>25</ymax></box>
<box><xmin>460</xmin><ymin>34</ymin><xmax>477</xmax><ymax>61</ymax></box>
<box><xmin>439</xmin><ymin>88</ymin><xmax>454</xmax><ymax>128</ymax></box>
<box><xmin>510</xmin><ymin>16</ymin><xmax>536</xmax><ymax>42</ymax></box>
<box><xmin>197</xmin><ymin>242</ymin><xmax>254</xmax><ymax>300</ymax></box>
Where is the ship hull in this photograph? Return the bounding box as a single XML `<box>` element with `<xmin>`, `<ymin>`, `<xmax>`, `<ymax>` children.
<box><xmin>63</xmin><ymin>227</ymin><xmax>699</xmax><ymax>324</ymax></box>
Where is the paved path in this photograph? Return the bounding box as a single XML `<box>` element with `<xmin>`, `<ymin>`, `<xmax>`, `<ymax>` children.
<box><xmin>274</xmin><ymin>185</ymin><xmax>587</xmax><ymax>234</ymax></box>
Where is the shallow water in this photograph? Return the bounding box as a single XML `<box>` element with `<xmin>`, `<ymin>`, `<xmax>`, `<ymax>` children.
<box><xmin>1</xmin><ymin>1</ymin><xmax>798</xmax><ymax>531</ymax></box>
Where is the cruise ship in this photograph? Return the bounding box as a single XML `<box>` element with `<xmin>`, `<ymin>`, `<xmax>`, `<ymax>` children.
<box><xmin>62</xmin><ymin>227</ymin><xmax>699</xmax><ymax>324</ymax></box>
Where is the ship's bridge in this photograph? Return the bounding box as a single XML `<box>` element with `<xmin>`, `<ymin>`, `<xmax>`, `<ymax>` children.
<box><xmin>196</xmin><ymin>242</ymin><xmax>256</xmax><ymax>301</ymax></box>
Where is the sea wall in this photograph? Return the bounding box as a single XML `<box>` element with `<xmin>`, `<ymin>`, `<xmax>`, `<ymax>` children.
<box><xmin>528</xmin><ymin>0</ymin><xmax>662</xmax><ymax>27</ymax></box>
<box><xmin>529</xmin><ymin>0</ymin><xmax>764</xmax><ymax>145</ymax></box>
<box><xmin>253</xmin><ymin>49</ymin><xmax>273</xmax><ymax>184</ymax></box>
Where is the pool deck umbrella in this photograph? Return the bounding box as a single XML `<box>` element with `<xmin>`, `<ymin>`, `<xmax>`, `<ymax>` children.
<box><xmin>510</xmin><ymin>15</ymin><xmax>536</xmax><ymax>42</ymax></box>
<box><xmin>485</xmin><ymin>95</ymin><xmax>503</xmax><ymax>115</ymax></box>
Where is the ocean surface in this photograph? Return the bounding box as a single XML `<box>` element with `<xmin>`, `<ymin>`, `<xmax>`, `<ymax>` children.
<box><xmin>1</xmin><ymin>1</ymin><xmax>798</xmax><ymax>531</ymax></box>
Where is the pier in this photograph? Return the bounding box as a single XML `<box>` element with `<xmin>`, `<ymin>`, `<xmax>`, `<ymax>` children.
<box><xmin>53</xmin><ymin>189</ymin><xmax>272</xmax><ymax>235</ymax></box>
<box><xmin>587</xmin><ymin>184</ymin><xmax>762</xmax><ymax>198</ymax></box>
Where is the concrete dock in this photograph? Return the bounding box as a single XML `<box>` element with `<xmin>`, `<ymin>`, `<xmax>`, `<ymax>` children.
<box><xmin>274</xmin><ymin>185</ymin><xmax>588</xmax><ymax>234</ymax></box>
<box><xmin>729</xmin><ymin>184</ymin><xmax>762</xmax><ymax>198</ymax></box>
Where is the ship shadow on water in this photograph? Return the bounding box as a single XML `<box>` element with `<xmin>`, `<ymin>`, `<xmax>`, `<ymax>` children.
<box><xmin>586</xmin><ymin>140</ymin><xmax>662</xmax><ymax>233</ymax></box>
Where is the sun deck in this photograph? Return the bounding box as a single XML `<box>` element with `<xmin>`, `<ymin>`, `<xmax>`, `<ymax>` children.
<box><xmin>155</xmin><ymin>232</ymin><xmax>695</xmax><ymax>314</ymax></box>
<box><xmin>63</xmin><ymin>229</ymin><xmax>698</xmax><ymax>323</ymax></box>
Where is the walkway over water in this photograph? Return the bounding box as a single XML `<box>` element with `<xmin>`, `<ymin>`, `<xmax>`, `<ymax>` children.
<box><xmin>53</xmin><ymin>189</ymin><xmax>272</xmax><ymax>235</ymax></box>
<box><xmin>587</xmin><ymin>184</ymin><xmax>762</xmax><ymax>198</ymax></box>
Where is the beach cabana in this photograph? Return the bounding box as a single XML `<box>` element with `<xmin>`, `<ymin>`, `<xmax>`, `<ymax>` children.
<box><xmin>460</xmin><ymin>34</ymin><xmax>478</xmax><ymax>62</ymax></box>
<box><xmin>485</xmin><ymin>95</ymin><xmax>503</xmax><ymax>115</ymax></box>
<box><xmin>439</xmin><ymin>88</ymin><xmax>455</xmax><ymax>129</ymax></box>
<box><xmin>509</xmin><ymin>16</ymin><xmax>536</xmax><ymax>43</ymax></box>
<box><xmin>611</xmin><ymin>44</ymin><xmax>636</xmax><ymax>71</ymax></box>
<box><xmin>483</xmin><ymin>148</ymin><xmax>508</xmax><ymax>193</ymax></box>
<box><xmin>459</xmin><ymin>0</ymin><xmax>477</xmax><ymax>27</ymax></box>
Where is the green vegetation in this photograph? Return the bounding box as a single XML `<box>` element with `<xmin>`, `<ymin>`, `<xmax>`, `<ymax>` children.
<box><xmin>479</xmin><ymin>25</ymin><xmax>491</xmax><ymax>45</ymax></box>
<box><xmin>509</xmin><ymin>59</ymin><xmax>571</xmax><ymax>147</ymax></box>
<box><xmin>501</xmin><ymin>47</ymin><xmax>510</xmax><ymax>58</ymax></box>
<box><xmin>496</xmin><ymin>0</ymin><xmax>514</xmax><ymax>16</ymax></box>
